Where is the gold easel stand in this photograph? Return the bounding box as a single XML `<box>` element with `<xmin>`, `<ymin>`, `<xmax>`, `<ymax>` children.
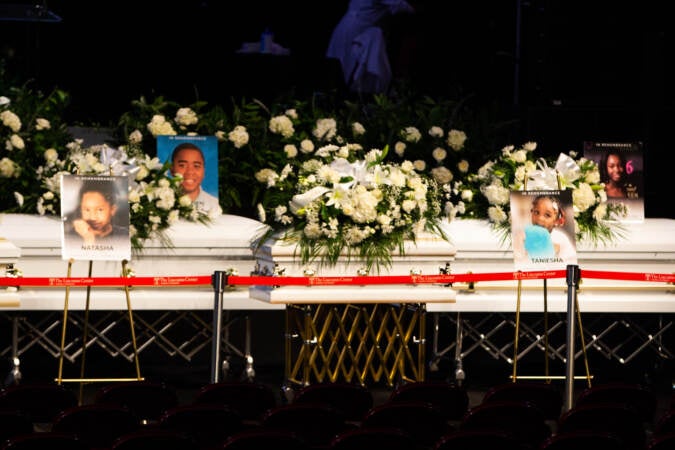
<box><xmin>511</xmin><ymin>270</ymin><xmax>592</xmax><ymax>389</ymax></box>
<box><xmin>56</xmin><ymin>259</ymin><xmax>143</xmax><ymax>404</ymax></box>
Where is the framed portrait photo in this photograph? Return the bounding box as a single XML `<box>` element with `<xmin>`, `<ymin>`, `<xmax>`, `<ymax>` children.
<box><xmin>583</xmin><ymin>141</ymin><xmax>644</xmax><ymax>222</ymax></box>
<box><xmin>60</xmin><ymin>174</ymin><xmax>131</xmax><ymax>261</ymax></box>
<box><xmin>510</xmin><ymin>189</ymin><xmax>577</xmax><ymax>271</ymax></box>
<box><xmin>157</xmin><ymin>135</ymin><xmax>220</xmax><ymax>215</ymax></box>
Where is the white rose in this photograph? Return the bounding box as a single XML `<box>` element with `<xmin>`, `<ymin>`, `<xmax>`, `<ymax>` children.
<box><xmin>431</xmin><ymin>147</ymin><xmax>447</xmax><ymax>162</ymax></box>
<box><xmin>284</xmin><ymin>144</ymin><xmax>298</xmax><ymax>158</ymax></box>
<box><xmin>352</xmin><ymin>121</ymin><xmax>366</xmax><ymax>136</ymax></box>
<box><xmin>457</xmin><ymin>159</ymin><xmax>469</xmax><ymax>173</ymax></box>
<box><xmin>10</xmin><ymin>134</ymin><xmax>25</xmax><ymax>150</ymax></box>
<box><xmin>35</xmin><ymin>118</ymin><xmax>51</xmax><ymax>130</ymax></box>
<box><xmin>128</xmin><ymin>129</ymin><xmax>143</xmax><ymax>144</ymax></box>
<box><xmin>300</xmin><ymin>139</ymin><xmax>314</xmax><ymax>153</ymax></box>
<box><xmin>44</xmin><ymin>148</ymin><xmax>59</xmax><ymax>162</ymax></box>
<box><xmin>0</xmin><ymin>157</ymin><xmax>18</xmax><ymax>177</ymax></box>
<box><xmin>179</xmin><ymin>195</ymin><xmax>192</xmax><ymax>207</ymax></box>
<box><xmin>413</xmin><ymin>160</ymin><xmax>426</xmax><ymax>172</ymax></box>
<box><xmin>428</xmin><ymin>126</ymin><xmax>444</xmax><ymax>138</ymax></box>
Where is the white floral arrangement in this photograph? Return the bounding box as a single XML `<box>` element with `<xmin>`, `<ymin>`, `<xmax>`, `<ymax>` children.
<box><xmin>389</xmin><ymin>124</ymin><xmax>472</xmax><ymax>222</ymax></box>
<box><xmin>254</xmin><ymin>132</ymin><xmax>448</xmax><ymax>272</ymax></box>
<box><xmin>35</xmin><ymin>141</ymin><xmax>212</xmax><ymax>250</ymax></box>
<box><xmin>461</xmin><ymin>141</ymin><xmax>628</xmax><ymax>246</ymax></box>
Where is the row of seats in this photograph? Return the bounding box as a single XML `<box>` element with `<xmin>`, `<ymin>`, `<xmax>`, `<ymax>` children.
<box><xmin>0</xmin><ymin>379</ymin><xmax>673</xmax><ymax>449</ymax></box>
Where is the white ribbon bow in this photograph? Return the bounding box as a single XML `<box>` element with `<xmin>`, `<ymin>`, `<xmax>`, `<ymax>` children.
<box><xmin>99</xmin><ymin>145</ymin><xmax>141</xmax><ymax>186</ymax></box>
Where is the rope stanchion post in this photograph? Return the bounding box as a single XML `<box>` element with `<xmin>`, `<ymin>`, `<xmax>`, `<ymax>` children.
<box><xmin>210</xmin><ymin>270</ymin><xmax>227</xmax><ymax>383</ymax></box>
<box><xmin>564</xmin><ymin>264</ymin><xmax>581</xmax><ymax>412</ymax></box>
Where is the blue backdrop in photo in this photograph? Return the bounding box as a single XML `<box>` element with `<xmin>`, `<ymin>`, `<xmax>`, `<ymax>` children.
<box><xmin>157</xmin><ymin>135</ymin><xmax>219</xmax><ymax>198</ymax></box>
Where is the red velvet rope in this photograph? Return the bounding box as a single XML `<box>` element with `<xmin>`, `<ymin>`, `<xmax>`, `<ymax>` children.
<box><xmin>1</xmin><ymin>269</ymin><xmax>673</xmax><ymax>287</ymax></box>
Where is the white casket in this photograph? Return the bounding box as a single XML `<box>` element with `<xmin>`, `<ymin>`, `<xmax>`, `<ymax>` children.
<box><xmin>248</xmin><ymin>230</ymin><xmax>458</xmax><ymax>386</ymax></box>
<box><xmin>249</xmin><ymin>231</ymin><xmax>458</xmax><ymax>304</ymax></box>
<box><xmin>0</xmin><ymin>213</ymin><xmax>281</xmax><ymax>311</ymax></box>
<box><xmin>429</xmin><ymin>218</ymin><xmax>675</xmax><ymax>313</ymax></box>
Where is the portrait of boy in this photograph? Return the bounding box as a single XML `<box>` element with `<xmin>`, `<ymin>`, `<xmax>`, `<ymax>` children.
<box><xmin>157</xmin><ymin>135</ymin><xmax>221</xmax><ymax>216</ymax></box>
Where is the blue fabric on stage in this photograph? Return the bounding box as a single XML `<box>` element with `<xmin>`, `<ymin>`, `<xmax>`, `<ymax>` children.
<box><xmin>326</xmin><ymin>0</ymin><xmax>414</xmax><ymax>94</ymax></box>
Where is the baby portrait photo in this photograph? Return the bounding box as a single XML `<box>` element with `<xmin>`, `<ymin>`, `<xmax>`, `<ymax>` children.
<box><xmin>511</xmin><ymin>189</ymin><xmax>577</xmax><ymax>271</ymax></box>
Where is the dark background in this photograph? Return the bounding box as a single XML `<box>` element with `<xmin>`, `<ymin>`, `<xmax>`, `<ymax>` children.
<box><xmin>1</xmin><ymin>0</ymin><xmax>673</xmax><ymax>218</ymax></box>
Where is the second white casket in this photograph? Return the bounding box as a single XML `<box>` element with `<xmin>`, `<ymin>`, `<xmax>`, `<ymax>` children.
<box><xmin>249</xmin><ymin>231</ymin><xmax>458</xmax><ymax>304</ymax></box>
<box><xmin>428</xmin><ymin>218</ymin><xmax>675</xmax><ymax>313</ymax></box>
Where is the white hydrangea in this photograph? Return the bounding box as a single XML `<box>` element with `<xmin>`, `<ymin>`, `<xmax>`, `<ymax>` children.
<box><xmin>313</xmin><ymin>118</ymin><xmax>337</xmax><ymax>141</ymax></box>
<box><xmin>401</xmin><ymin>126</ymin><xmax>422</xmax><ymax>143</ymax></box>
<box><xmin>147</xmin><ymin>115</ymin><xmax>176</xmax><ymax>136</ymax></box>
<box><xmin>0</xmin><ymin>110</ymin><xmax>21</xmax><ymax>132</ymax></box>
<box><xmin>572</xmin><ymin>182</ymin><xmax>596</xmax><ymax>213</ymax></box>
<box><xmin>174</xmin><ymin>107</ymin><xmax>198</xmax><ymax>127</ymax></box>
<box><xmin>430</xmin><ymin>166</ymin><xmax>453</xmax><ymax>184</ymax></box>
<box><xmin>228</xmin><ymin>125</ymin><xmax>249</xmax><ymax>148</ymax></box>
<box><xmin>269</xmin><ymin>115</ymin><xmax>294</xmax><ymax>138</ymax></box>
<box><xmin>487</xmin><ymin>205</ymin><xmax>508</xmax><ymax>223</ymax></box>
<box><xmin>446</xmin><ymin>129</ymin><xmax>467</xmax><ymax>151</ymax></box>
<box><xmin>300</xmin><ymin>139</ymin><xmax>314</xmax><ymax>154</ymax></box>
<box><xmin>481</xmin><ymin>182</ymin><xmax>510</xmax><ymax>205</ymax></box>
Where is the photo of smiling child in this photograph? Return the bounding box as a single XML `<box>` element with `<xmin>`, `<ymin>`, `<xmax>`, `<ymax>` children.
<box><xmin>61</xmin><ymin>174</ymin><xmax>131</xmax><ymax>261</ymax></box>
<box><xmin>511</xmin><ymin>190</ymin><xmax>577</xmax><ymax>270</ymax></box>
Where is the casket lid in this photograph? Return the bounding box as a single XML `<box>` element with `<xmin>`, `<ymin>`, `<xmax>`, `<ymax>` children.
<box><xmin>252</xmin><ymin>230</ymin><xmax>456</xmax><ymax>277</ymax></box>
<box><xmin>255</xmin><ymin>229</ymin><xmax>456</xmax><ymax>259</ymax></box>
<box><xmin>0</xmin><ymin>213</ymin><xmax>264</xmax><ymax>256</ymax></box>
<box><xmin>442</xmin><ymin>218</ymin><xmax>675</xmax><ymax>261</ymax></box>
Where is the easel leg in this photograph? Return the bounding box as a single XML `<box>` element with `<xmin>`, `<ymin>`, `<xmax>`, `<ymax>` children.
<box><xmin>512</xmin><ymin>278</ymin><xmax>522</xmax><ymax>381</ymax></box>
<box><xmin>57</xmin><ymin>259</ymin><xmax>74</xmax><ymax>385</ymax></box>
<box><xmin>574</xmin><ymin>293</ymin><xmax>592</xmax><ymax>388</ymax></box>
<box><xmin>122</xmin><ymin>260</ymin><xmax>142</xmax><ymax>380</ymax></box>
<box><xmin>78</xmin><ymin>261</ymin><xmax>93</xmax><ymax>404</ymax></box>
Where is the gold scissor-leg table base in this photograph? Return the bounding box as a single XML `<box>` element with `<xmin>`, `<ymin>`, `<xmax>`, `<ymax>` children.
<box><xmin>284</xmin><ymin>303</ymin><xmax>426</xmax><ymax>388</ymax></box>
